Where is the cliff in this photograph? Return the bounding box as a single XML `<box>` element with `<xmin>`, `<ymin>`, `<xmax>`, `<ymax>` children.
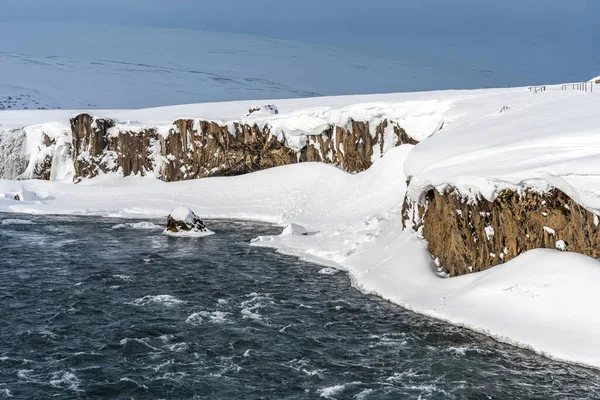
<box><xmin>403</xmin><ymin>186</ymin><xmax>600</xmax><ymax>276</ymax></box>
<box><xmin>70</xmin><ymin>113</ymin><xmax>416</xmax><ymax>181</ymax></box>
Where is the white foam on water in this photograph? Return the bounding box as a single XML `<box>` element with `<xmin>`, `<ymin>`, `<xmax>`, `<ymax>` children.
<box><xmin>16</xmin><ymin>370</ymin><xmax>32</xmax><ymax>381</ymax></box>
<box><xmin>112</xmin><ymin>275</ymin><xmax>132</xmax><ymax>281</ymax></box>
<box><xmin>160</xmin><ymin>372</ymin><xmax>188</xmax><ymax>384</ymax></box>
<box><xmin>403</xmin><ymin>384</ymin><xmax>448</xmax><ymax>395</ymax></box>
<box><xmin>119</xmin><ymin>377</ymin><xmax>149</xmax><ymax>390</ymax></box>
<box><xmin>354</xmin><ymin>389</ymin><xmax>374</xmax><ymax>400</ymax></box>
<box><xmin>112</xmin><ymin>221</ymin><xmax>161</xmax><ymax>230</ymax></box>
<box><xmin>185</xmin><ymin>312</ymin><xmax>204</xmax><ymax>326</ymax></box>
<box><xmin>0</xmin><ymin>388</ymin><xmax>13</xmax><ymax>398</ymax></box>
<box><xmin>318</xmin><ymin>382</ymin><xmax>361</xmax><ymax>398</ymax></box>
<box><xmin>167</xmin><ymin>343</ymin><xmax>189</xmax><ymax>352</ymax></box>
<box><xmin>49</xmin><ymin>371</ymin><xmax>81</xmax><ymax>392</ymax></box>
<box><xmin>369</xmin><ymin>334</ymin><xmax>408</xmax><ymax>349</ymax></box>
<box><xmin>38</xmin><ymin>330</ymin><xmax>58</xmax><ymax>339</ymax></box>
<box><xmin>443</xmin><ymin>346</ymin><xmax>492</xmax><ymax>356</ymax></box>
<box><xmin>1</xmin><ymin>219</ymin><xmax>35</xmax><ymax>225</ymax></box>
<box><xmin>162</xmin><ymin>229</ymin><xmax>215</xmax><ymax>238</ymax></box>
<box><xmin>386</xmin><ymin>369</ymin><xmax>419</xmax><ymax>383</ymax></box>
<box><xmin>128</xmin><ymin>294</ymin><xmax>185</xmax><ymax>307</ymax></box>
<box><xmin>318</xmin><ymin>267</ymin><xmax>339</xmax><ymax>275</ymax></box>
<box><xmin>119</xmin><ymin>337</ymin><xmax>161</xmax><ymax>352</ymax></box>
<box><xmin>148</xmin><ymin>359</ymin><xmax>175</xmax><ymax>372</ymax></box>
<box><xmin>241</xmin><ymin>308</ymin><xmax>263</xmax><ymax>322</ymax></box>
<box><xmin>186</xmin><ymin>311</ymin><xmax>230</xmax><ymax>325</ymax></box>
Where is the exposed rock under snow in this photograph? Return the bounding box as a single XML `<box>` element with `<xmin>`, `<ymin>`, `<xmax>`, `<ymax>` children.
<box><xmin>245</xmin><ymin>104</ymin><xmax>279</xmax><ymax>117</ymax></box>
<box><xmin>163</xmin><ymin>207</ymin><xmax>214</xmax><ymax>237</ymax></box>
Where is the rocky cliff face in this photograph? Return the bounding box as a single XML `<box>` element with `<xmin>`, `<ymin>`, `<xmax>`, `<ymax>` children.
<box><xmin>0</xmin><ymin>125</ymin><xmax>73</xmax><ymax>181</ymax></box>
<box><xmin>70</xmin><ymin>113</ymin><xmax>416</xmax><ymax>181</ymax></box>
<box><xmin>404</xmin><ymin>187</ymin><xmax>600</xmax><ymax>276</ymax></box>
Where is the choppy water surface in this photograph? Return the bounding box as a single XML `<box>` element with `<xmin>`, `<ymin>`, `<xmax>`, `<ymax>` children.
<box><xmin>1</xmin><ymin>215</ymin><xmax>600</xmax><ymax>399</ymax></box>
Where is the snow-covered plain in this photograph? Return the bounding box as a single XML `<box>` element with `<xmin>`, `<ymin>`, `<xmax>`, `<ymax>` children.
<box><xmin>0</xmin><ymin>22</ymin><xmax>479</xmax><ymax>110</ymax></box>
<box><xmin>2</xmin><ymin>83</ymin><xmax>600</xmax><ymax>368</ymax></box>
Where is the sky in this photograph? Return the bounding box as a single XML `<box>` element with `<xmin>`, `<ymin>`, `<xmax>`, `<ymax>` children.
<box><xmin>1</xmin><ymin>0</ymin><xmax>599</xmax><ymax>93</ymax></box>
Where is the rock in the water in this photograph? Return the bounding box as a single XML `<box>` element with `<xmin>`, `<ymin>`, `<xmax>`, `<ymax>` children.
<box><xmin>245</xmin><ymin>104</ymin><xmax>279</xmax><ymax>117</ymax></box>
<box><xmin>163</xmin><ymin>207</ymin><xmax>214</xmax><ymax>237</ymax></box>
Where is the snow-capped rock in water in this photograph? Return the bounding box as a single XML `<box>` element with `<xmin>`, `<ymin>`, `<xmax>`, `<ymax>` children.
<box><xmin>163</xmin><ymin>207</ymin><xmax>214</xmax><ymax>237</ymax></box>
<box><xmin>245</xmin><ymin>104</ymin><xmax>279</xmax><ymax>117</ymax></box>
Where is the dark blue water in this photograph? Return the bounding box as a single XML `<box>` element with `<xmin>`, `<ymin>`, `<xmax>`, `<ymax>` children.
<box><xmin>1</xmin><ymin>215</ymin><xmax>600</xmax><ymax>399</ymax></box>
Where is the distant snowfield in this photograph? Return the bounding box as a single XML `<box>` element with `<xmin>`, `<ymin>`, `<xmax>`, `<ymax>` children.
<box><xmin>2</xmin><ymin>83</ymin><xmax>600</xmax><ymax>368</ymax></box>
<box><xmin>0</xmin><ymin>22</ymin><xmax>480</xmax><ymax>111</ymax></box>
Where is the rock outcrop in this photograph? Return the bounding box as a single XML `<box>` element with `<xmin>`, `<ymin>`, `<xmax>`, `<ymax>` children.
<box><xmin>164</xmin><ymin>207</ymin><xmax>213</xmax><ymax>237</ymax></box>
<box><xmin>70</xmin><ymin>114</ymin><xmax>416</xmax><ymax>181</ymax></box>
<box><xmin>404</xmin><ymin>186</ymin><xmax>600</xmax><ymax>276</ymax></box>
<box><xmin>0</xmin><ymin>125</ymin><xmax>74</xmax><ymax>181</ymax></box>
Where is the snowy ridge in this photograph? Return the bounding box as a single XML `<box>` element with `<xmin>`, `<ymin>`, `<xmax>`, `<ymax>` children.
<box><xmin>404</xmin><ymin>83</ymin><xmax>600</xmax><ymax>213</ymax></box>
<box><xmin>1</xmin><ymin>94</ymin><xmax>447</xmax><ymax>181</ymax></box>
<box><xmin>2</xmin><ymin>82</ymin><xmax>600</xmax><ymax>367</ymax></box>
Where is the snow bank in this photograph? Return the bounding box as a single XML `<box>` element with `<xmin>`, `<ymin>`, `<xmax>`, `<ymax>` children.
<box><xmin>404</xmin><ymin>85</ymin><xmax>600</xmax><ymax>214</ymax></box>
<box><xmin>3</xmin><ymin>84</ymin><xmax>600</xmax><ymax>368</ymax></box>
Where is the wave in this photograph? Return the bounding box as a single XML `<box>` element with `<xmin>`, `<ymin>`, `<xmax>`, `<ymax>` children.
<box><xmin>49</xmin><ymin>371</ymin><xmax>81</xmax><ymax>392</ymax></box>
<box><xmin>128</xmin><ymin>294</ymin><xmax>185</xmax><ymax>307</ymax></box>
<box><xmin>112</xmin><ymin>221</ymin><xmax>161</xmax><ymax>230</ymax></box>
<box><xmin>318</xmin><ymin>267</ymin><xmax>339</xmax><ymax>275</ymax></box>
<box><xmin>1</xmin><ymin>219</ymin><xmax>35</xmax><ymax>225</ymax></box>
<box><xmin>186</xmin><ymin>311</ymin><xmax>230</xmax><ymax>325</ymax></box>
<box><xmin>318</xmin><ymin>381</ymin><xmax>361</xmax><ymax>398</ymax></box>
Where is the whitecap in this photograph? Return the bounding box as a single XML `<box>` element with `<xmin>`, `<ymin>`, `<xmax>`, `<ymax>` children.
<box><xmin>16</xmin><ymin>370</ymin><xmax>32</xmax><ymax>381</ymax></box>
<box><xmin>0</xmin><ymin>388</ymin><xmax>13</xmax><ymax>398</ymax></box>
<box><xmin>185</xmin><ymin>312</ymin><xmax>204</xmax><ymax>326</ymax></box>
<box><xmin>318</xmin><ymin>382</ymin><xmax>361</xmax><ymax>398</ymax></box>
<box><xmin>112</xmin><ymin>222</ymin><xmax>161</xmax><ymax>230</ymax></box>
<box><xmin>167</xmin><ymin>343</ymin><xmax>189</xmax><ymax>352</ymax></box>
<box><xmin>386</xmin><ymin>369</ymin><xmax>419</xmax><ymax>383</ymax></box>
<box><xmin>241</xmin><ymin>308</ymin><xmax>263</xmax><ymax>321</ymax></box>
<box><xmin>444</xmin><ymin>346</ymin><xmax>491</xmax><ymax>356</ymax></box>
<box><xmin>119</xmin><ymin>337</ymin><xmax>161</xmax><ymax>352</ymax></box>
<box><xmin>318</xmin><ymin>267</ymin><xmax>339</xmax><ymax>275</ymax></box>
<box><xmin>49</xmin><ymin>371</ymin><xmax>81</xmax><ymax>391</ymax></box>
<box><xmin>162</xmin><ymin>229</ymin><xmax>215</xmax><ymax>238</ymax></box>
<box><xmin>128</xmin><ymin>295</ymin><xmax>185</xmax><ymax>307</ymax></box>
<box><xmin>186</xmin><ymin>311</ymin><xmax>230</xmax><ymax>325</ymax></box>
<box><xmin>120</xmin><ymin>377</ymin><xmax>149</xmax><ymax>390</ymax></box>
<box><xmin>354</xmin><ymin>389</ymin><xmax>374</xmax><ymax>400</ymax></box>
<box><xmin>1</xmin><ymin>219</ymin><xmax>35</xmax><ymax>225</ymax></box>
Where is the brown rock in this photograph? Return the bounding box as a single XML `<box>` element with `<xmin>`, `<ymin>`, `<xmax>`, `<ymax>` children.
<box><xmin>69</xmin><ymin>114</ymin><xmax>417</xmax><ymax>181</ymax></box>
<box><xmin>404</xmin><ymin>187</ymin><xmax>600</xmax><ymax>276</ymax></box>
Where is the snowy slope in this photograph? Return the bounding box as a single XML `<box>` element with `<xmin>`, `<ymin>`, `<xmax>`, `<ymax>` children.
<box><xmin>2</xmin><ymin>82</ymin><xmax>600</xmax><ymax>368</ymax></box>
<box><xmin>404</xmin><ymin>84</ymin><xmax>600</xmax><ymax>213</ymax></box>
